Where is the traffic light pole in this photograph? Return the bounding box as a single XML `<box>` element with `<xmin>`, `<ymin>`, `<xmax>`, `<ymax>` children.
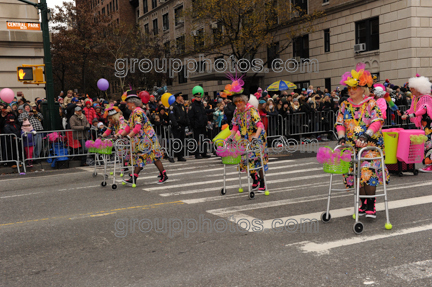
<box><xmin>17</xmin><ymin>0</ymin><xmax>57</xmax><ymax>130</ymax></box>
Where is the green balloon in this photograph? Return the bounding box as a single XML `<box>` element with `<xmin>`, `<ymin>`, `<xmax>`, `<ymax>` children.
<box><xmin>192</xmin><ymin>86</ymin><xmax>204</xmax><ymax>97</ymax></box>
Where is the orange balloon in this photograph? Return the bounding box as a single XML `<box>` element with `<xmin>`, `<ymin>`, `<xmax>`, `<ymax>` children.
<box><xmin>220</xmin><ymin>92</ymin><xmax>227</xmax><ymax>98</ymax></box>
<box><xmin>225</xmin><ymin>84</ymin><xmax>232</xmax><ymax>91</ymax></box>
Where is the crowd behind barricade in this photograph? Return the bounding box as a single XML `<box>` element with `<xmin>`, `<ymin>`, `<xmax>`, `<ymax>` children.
<box><xmin>0</xmin><ymin>79</ymin><xmax>417</xmax><ymax>170</ymax></box>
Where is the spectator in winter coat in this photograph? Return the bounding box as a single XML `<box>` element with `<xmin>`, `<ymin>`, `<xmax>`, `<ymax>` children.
<box><xmin>63</xmin><ymin>90</ymin><xmax>74</xmax><ymax>108</ymax></box>
<box><xmin>83</xmin><ymin>99</ymin><xmax>97</xmax><ymax>124</ymax></box>
<box><xmin>223</xmin><ymin>98</ymin><xmax>236</xmax><ymax>127</ymax></box>
<box><xmin>188</xmin><ymin>92</ymin><xmax>211</xmax><ymax>159</ymax></box>
<box><xmin>3</xmin><ymin>114</ymin><xmax>22</xmax><ymax>168</ymax></box>
<box><xmin>69</xmin><ymin>106</ymin><xmax>90</xmax><ymax>166</ymax></box>
<box><xmin>21</xmin><ymin>119</ymin><xmax>36</xmax><ymax>167</ymax></box>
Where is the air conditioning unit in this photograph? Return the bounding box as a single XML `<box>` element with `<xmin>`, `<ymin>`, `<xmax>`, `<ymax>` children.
<box><xmin>191</xmin><ymin>30</ymin><xmax>198</xmax><ymax>36</ymax></box>
<box><xmin>211</xmin><ymin>22</ymin><xmax>218</xmax><ymax>29</ymax></box>
<box><xmin>177</xmin><ymin>19</ymin><xmax>184</xmax><ymax>24</ymax></box>
<box><xmin>354</xmin><ymin>43</ymin><xmax>366</xmax><ymax>53</ymax></box>
<box><xmin>159</xmin><ymin>0</ymin><xmax>166</xmax><ymax>3</ymax></box>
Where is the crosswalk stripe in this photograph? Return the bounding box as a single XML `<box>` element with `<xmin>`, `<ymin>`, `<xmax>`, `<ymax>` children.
<box><xmin>206</xmin><ymin>181</ymin><xmax>432</xmax><ymax>217</ymax></box>
<box><xmin>139</xmin><ymin>162</ymin><xmax>319</xmax><ymax>181</ymax></box>
<box><xmin>148</xmin><ymin>167</ymin><xmax>322</xmax><ymax>191</ymax></box>
<box><xmin>292</xmin><ymin>223</ymin><xmax>432</xmax><ymax>255</ymax></box>
<box><xmin>181</xmin><ymin>182</ymin><xmax>345</xmax><ymax>204</ymax></box>
<box><xmin>156</xmin><ymin>173</ymin><xmax>329</xmax><ymax>196</ymax></box>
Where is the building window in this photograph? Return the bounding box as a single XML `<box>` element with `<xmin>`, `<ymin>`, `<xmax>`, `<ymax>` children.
<box><xmin>292</xmin><ymin>0</ymin><xmax>308</xmax><ymax>16</ymax></box>
<box><xmin>293</xmin><ymin>34</ymin><xmax>309</xmax><ymax>60</ymax></box>
<box><xmin>144</xmin><ymin>23</ymin><xmax>149</xmax><ymax>34</ymax></box>
<box><xmin>194</xmin><ymin>28</ymin><xmax>204</xmax><ymax>50</ymax></box>
<box><xmin>325</xmin><ymin>78</ymin><xmax>331</xmax><ymax>92</ymax></box>
<box><xmin>116</xmin><ymin>0</ymin><xmax>118</xmax><ymax>10</ymax></box>
<box><xmin>196</xmin><ymin>61</ymin><xmax>206</xmax><ymax>73</ymax></box>
<box><xmin>175</xmin><ymin>6</ymin><xmax>183</xmax><ymax>26</ymax></box>
<box><xmin>163</xmin><ymin>13</ymin><xmax>169</xmax><ymax>31</ymax></box>
<box><xmin>176</xmin><ymin>35</ymin><xmax>185</xmax><ymax>54</ymax></box>
<box><xmin>215</xmin><ymin>56</ymin><xmax>224</xmax><ymax>70</ymax></box>
<box><xmin>267</xmin><ymin>42</ymin><xmax>279</xmax><ymax>69</ymax></box>
<box><xmin>323</xmin><ymin>0</ymin><xmax>329</xmax><ymax>3</ymax></box>
<box><xmin>356</xmin><ymin>17</ymin><xmax>379</xmax><ymax>52</ymax></box>
<box><xmin>152</xmin><ymin>0</ymin><xmax>157</xmax><ymax>9</ymax></box>
<box><xmin>137</xmin><ymin>9</ymin><xmax>139</xmax><ymax>18</ymax></box>
<box><xmin>178</xmin><ymin>65</ymin><xmax>187</xmax><ymax>84</ymax></box>
<box><xmin>294</xmin><ymin>81</ymin><xmax>310</xmax><ymax>94</ymax></box>
<box><xmin>212</xmin><ymin>22</ymin><xmax>223</xmax><ymax>42</ymax></box>
<box><xmin>107</xmin><ymin>4</ymin><xmax>109</xmax><ymax>15</ymax></box>
<box><xmin>110</xmin><ymin>2</ymin><xmax>112</xmax><ymax>13</ymax></box>
<box><xmin>102</xmin><ymin>7</ymin><xmax>105</xmax><ymax>14</ymax></box>
<box><xmin>164</xmin><ymin>41</ymin><xmax>171</xmax><ymax>56</ymax></box>
<box><xmin>143</xmin><ymin>0</ymin><xmax>148</xmax><ymax>14</ymax></box>
<box><xmin>117</xmin><ymin>18</ymin><xmax>119</xmax><ymax>25</ymax></box>
<box><xmin>324</xmin><ymin>29</ymin><xmax>330</xmax><ymax>53</ymax></box>
<box><xmin>153</xmin><ymin>19</ymin><xmax>158</xmax><ymax>35</ymax></box>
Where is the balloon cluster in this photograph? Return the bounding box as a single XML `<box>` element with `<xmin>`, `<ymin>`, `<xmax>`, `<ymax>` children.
<box><xmin>410</xmin><ymin>135</ymin><xmax>428</xmax><ymax>145</ymax></box>
<box><xmin>317</xmin><ymin>147</ymin><xmax>351</xmax><ymax>165</ymax></box>
<box><xmin>0</xmin><ymin>88</ymin><xmax>15</xmax><ymax>104</ymax></box>
<box><xmin>161</xmin><ymin>93</ymin><xmax>175</xmax><ymax>107</ymax></box>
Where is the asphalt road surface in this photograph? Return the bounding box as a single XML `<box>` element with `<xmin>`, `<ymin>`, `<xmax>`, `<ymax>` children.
<box><xmin>1</xmin><ymin>153</ymin><xmax>432</xmax><ymax>287</ymax></box>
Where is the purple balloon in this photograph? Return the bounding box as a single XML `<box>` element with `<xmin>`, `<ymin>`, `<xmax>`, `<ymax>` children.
<box><xmin>168</xmin><ymin>95</ymin><xmax>175</xmax><ymax>106</ymax></box>
<box><xmin>97</xmin><ymin>78</ymin><xmax>109</xmax><ymax>91</ymax></box>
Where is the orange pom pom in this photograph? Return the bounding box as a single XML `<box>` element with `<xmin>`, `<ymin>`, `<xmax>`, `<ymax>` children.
<box><xmin>225</xmin><ymin>84</ymin><xmax>232</xmax><ymax>91</ymax></box>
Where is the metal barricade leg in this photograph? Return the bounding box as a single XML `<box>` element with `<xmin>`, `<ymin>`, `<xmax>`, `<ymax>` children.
<box><xmin>220</xmin><ymin>164</ymin><xmax>227</xmax><ymax>195</ymax></box>
<box><xmin>238</xmin><ymin>164</ymin><xmax>243</xmax><ymax>193</ymax></box>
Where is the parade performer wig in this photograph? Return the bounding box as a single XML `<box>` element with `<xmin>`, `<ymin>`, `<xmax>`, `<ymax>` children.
<box><xmin>406</xmin><ymin>75</ymin><xmax>432</xmax><ymax>128</ymax></box>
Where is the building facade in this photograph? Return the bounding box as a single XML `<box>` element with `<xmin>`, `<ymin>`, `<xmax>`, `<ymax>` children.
<box><xmin>78</xmin><ymin>0</ymin><xmax>138</xmax><ymax>27</ymax></box>
<box><xmin>0</xmin><ymin>0</ymin><xmax>45</xmax><ymax>101</ymax></box>
<box><xmin>137</xmin><ymin>0</ymin><xmax>431</xmax><ymax>98</ymax></box>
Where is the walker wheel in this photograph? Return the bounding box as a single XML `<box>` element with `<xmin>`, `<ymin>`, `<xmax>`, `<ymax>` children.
<box><xmin>120</xmin><ymin>173</ymin><xmax>124</xmax><ymax>177</ymax></box>
<box><xmin>122</xmin><ymin>182</ymin><xmax>126</xmax><ymax>185</ymax></box>
<box><xmin>112</xmin><ymin>184</ymin><xmax>117</xmax><ymax>190</ymax></box>
<box><xmin>101</xmin><ymin>182</ymin><xmax>107</xmax><ymax>187</ymax></box>
<box><xmin>398</xmin><ymin>172</ymin><xmax>403</xmax><ymax>177</ymax></box>
<box><xmin>321</xmin><ymin>212</ymin><xmax>331</xmax><ymax>223</ymax></box>
<box><xmin>220</xmin><ymin>188</ymin><xmax>226</xmax><ymax>195</ymax></box>
<box><xmin>413</xmin><ymin>169</ymin><xmax>419</xmax><ymax>176</ymax></box>
<box><xmin>353</xmin><ymin>222</ymin><xmax>364</xmax><ymax>234</ymax></box>
<box><xmin>92</xmin><ymin>172</ymin><xmax>97</xmax><ymax>177</ymax></box>
<box><xmin>249</xmin><ymin>191</ymin><xmax>255</xmax><ymax>199</ymax></box>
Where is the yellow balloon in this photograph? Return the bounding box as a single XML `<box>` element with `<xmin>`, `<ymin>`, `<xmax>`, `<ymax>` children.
<box><xmin>161</xmin><ymin>93</ymin><xmax>172</xmax><ymax>107</ymax></box>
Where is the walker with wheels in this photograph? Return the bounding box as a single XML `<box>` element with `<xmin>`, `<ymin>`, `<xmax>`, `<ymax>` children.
<box><xmin>219</xmin><ymin>139</ymin><xmax>269</xmax><ymax>199</ymax></box>
<box><xmin>320</xmin><ymin>145</ymin><xmax>392</xmax><ymax>234</ymax></box>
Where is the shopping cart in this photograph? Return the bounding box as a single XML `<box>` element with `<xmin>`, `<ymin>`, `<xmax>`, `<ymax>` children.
<box><xmin>321</xmin><ymin>145</ymin><xmax>392</xmax><ymax>234</ymax></box>
<box><xmin>219</xmin><ymin>139</ymin><xmax>269</xmax><ymax>199</ymax></box>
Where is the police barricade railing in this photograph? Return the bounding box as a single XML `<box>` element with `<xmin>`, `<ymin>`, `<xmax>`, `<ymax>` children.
<box><xmin>267</xmin><ymin>114</ymin><xmax>284</xmax><ymax>140</ymax></box>
<box><xmin>283</xmin><ymin>111</ymin><xmax>336</xmax><ymax>138</ymax></box>
<box><xmin>382</xmin><ymin>105</ymin><xmax>409</xmax><ymax>128</ymax></box>
<box><xmin>20</xmin><ymin>129</ymin><xmax>90</xmax><ymax>167</ymax></box>
<box><xmin>0</xmin><ymin>133</ymin><xmax>24</xmax><ymax>174</ymax></box>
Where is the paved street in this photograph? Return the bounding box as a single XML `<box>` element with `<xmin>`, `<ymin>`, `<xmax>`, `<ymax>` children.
<box><xmin>1</xmin><ymin>152</ymin><xmax>432</xmax><ymax>287</ymax></box>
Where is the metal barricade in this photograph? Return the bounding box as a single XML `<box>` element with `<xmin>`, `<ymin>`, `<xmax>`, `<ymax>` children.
<box><xmin>284</xmin><ymin>111</ymin><xmax>336</xmax><ymax>138</ymax></box>
<box><xmin>382</xmin><ymin>105</ymin><xmax>409</xmax><ymax>128</ymax></box>
<box><xmin>20</xmin><ymin>129</ymin><xmax>91</xmax><ymax>167</ymax></box>
<box><xmin>0</xmin><ymin>133</ymin><xmax>24</xmax><ymax>174</ymax></box>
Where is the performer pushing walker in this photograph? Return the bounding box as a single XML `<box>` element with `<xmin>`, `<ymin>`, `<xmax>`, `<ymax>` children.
<box><xmin>336</xmin><ymin>63</ymin><xmax>390</xmax><ymax>218</ymax></box>
<box><xmin>120</xmin><ymin>91</ymin><xmax>169</xmax><ymax>185</ymax></box>
<box><xmin>227</xmin><ymin>93</ymin><xmax>269</xmax><ymax>192</ymax></box>
<box><xmin>400</xmin><ymin>75</ymin><xmax>432</xmax><ymax>173</ymax></box>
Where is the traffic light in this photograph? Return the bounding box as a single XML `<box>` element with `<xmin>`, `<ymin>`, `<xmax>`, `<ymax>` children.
<box><xmin>17</xmin><ymin>67</ymin><xmax>34</xmax><ymax>81</ymax></box>
<box><xmin>16</xmin><ymin>65</ymin><xmax>46</xmax><ymax>85</ymax></box>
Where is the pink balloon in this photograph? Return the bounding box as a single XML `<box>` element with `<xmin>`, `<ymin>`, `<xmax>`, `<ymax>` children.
<box><xmin>0</xmin><ymin>88</ymin><xmax>15</xmax><ymax>104</ymax></box>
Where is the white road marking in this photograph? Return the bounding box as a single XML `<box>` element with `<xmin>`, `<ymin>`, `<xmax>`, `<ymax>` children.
<box><xmin>293</xmin><ymin>223</ymin><xmax>432</xmax><ymax>255</ymax></box>
<box><xmin>205</xmin><ymin>181</ymin><xmax>432</xmax><ymax>218</ymax></box>
<box><xmin>181</xmin><ymin>182</ymin><xmax>345</xmax><ymax>204</ymax></box>
<box><xmin>382</xmin><ymin>259</ymin><xmax>432</xmax><ymax>282</ymax></box>
<box><xmin>158</xmin><ymin>174</ymin><xmax>333</xmax><ymax>196</ymax></box>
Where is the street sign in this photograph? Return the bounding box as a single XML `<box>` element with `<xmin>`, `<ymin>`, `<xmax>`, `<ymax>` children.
<box><xmin>6</xmin><ymin>21</ymin><xmax>41</xmax><ymax>31</ymax></box>
<box><xmin>17</xmin><ymin>65</ymin><xmax>46</xmax><ymax>84</ymax></box>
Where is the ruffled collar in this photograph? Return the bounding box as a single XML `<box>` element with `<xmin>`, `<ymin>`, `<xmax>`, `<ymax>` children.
<box><xmin>347</xmin><ymin>96</ymin><xmax>372</xmax><ymax>107</ymax></box>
